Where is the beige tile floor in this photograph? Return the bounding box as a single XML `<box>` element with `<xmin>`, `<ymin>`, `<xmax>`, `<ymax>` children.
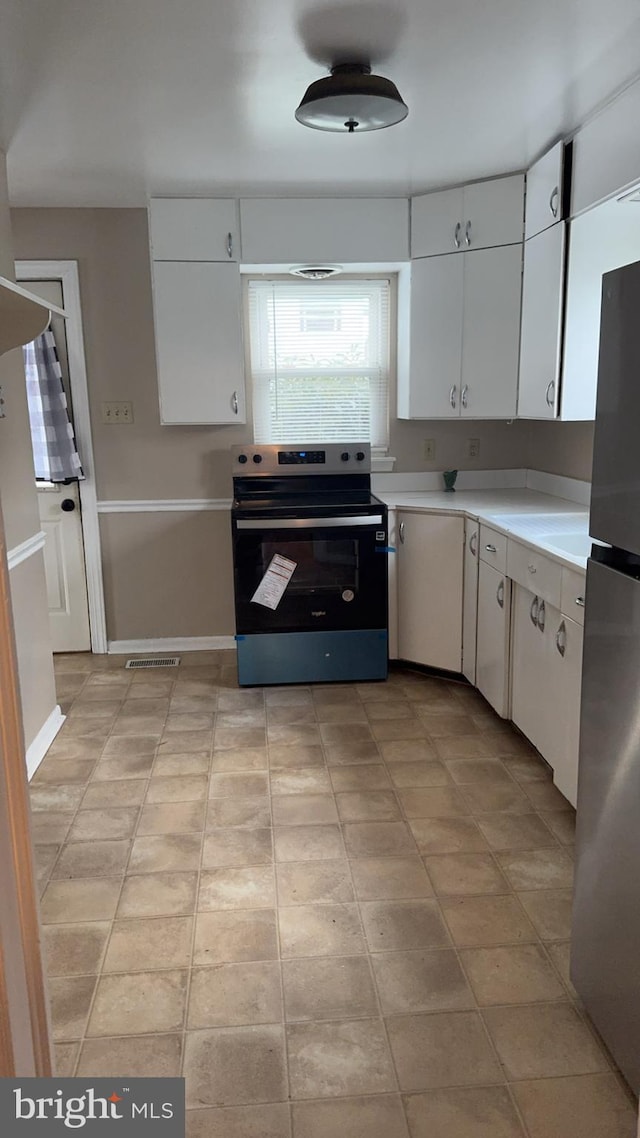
<box><xmin>29</xmin><ymin>650</ymin><xmax>636</xmax><ymax>1138</ymax></box>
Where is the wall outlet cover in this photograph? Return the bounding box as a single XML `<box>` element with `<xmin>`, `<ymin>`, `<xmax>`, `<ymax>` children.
<box><xmin>101</xmin><ymin>401</ymin><xmax>133</xmax><ymax>424</ymax></box>
<box><xmin>467</xmin><ymin>437</ymin><xmax>480</xmax><ymax>459</ymax></box>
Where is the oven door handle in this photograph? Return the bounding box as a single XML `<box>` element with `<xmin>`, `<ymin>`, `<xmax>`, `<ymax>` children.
<box><xmin>235</xmin><ymin>515</ymin><xmax>384</xmax><ymax>529</ymax></box>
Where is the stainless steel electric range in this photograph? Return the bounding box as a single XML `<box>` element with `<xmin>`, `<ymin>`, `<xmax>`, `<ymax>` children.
<box><xmin>230</xmin><ymin>443</ymin><xmax>389</xmax><ymax>686</ymax></box>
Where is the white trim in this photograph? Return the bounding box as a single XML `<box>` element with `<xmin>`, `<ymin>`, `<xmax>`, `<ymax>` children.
<box><xmin>97</xmin><ymin>498</ymin><xmax>232</xmax><ymax>513</ymax></box>
<box><xmin>7</xmin><ymin>530</ymin><xmax>46</xmax><ymax>572</ymax></box>
<box><xmin>16</xmin><ymin>260</ymin><xmax>108</xmax><ymax>653</ymax></box>
<box><xmin>108</xmin><ymin>636</ymin><xmax>237</xmax><ymax>654</ymax></box>
<box><xmin>525</xmin><ymin>470</ymin><xmax>591</xmax><ymax>506</ymax></box>
<box><xmin>26</xmin><ymin>704</ymin><xmax>65</xmax><ymax>780</ymax></box>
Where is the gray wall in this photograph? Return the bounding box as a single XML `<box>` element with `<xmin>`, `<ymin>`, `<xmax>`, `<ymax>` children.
<box><xmin>0</xmin><ymin>161</ymin><xmax>57</xmax><ymax>750</ymax></box>
<box><xmin>11</xmin><ymin>206</ymin><xmax>593</xmax><ymax>642</ymax></box>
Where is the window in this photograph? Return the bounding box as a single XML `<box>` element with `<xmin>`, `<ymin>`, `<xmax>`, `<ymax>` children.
<box><xmin>248</xmin><ymin>278</ymin><xmax>390</xmax><ymax>447</ymax></box>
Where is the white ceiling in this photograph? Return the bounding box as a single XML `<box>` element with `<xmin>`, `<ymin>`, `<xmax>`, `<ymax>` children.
<box><xmin>3</xmin><ymin>0</ymin><xmax>640</xmax><ymax>205</ymax></box>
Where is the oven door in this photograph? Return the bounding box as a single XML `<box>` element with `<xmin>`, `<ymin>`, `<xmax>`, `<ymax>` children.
<box><xmin>232</xmin><ymin>513</ymin><xmax>388</xmax><ymax>634</ymax></box>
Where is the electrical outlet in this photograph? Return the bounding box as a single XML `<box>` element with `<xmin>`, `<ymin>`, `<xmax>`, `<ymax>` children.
<box><xmin>424</xmin><ymin>438</ymin><xmax>436</xmax><ymax>461</ymax></box>
<box><xmin>467</xmin><ymin>437</ymin><xmax>480</xmax><ymax>459</ymax></box>
<box><xmin>101</xmin><ymin>401</ymin><xmax>133</xmax><ymax>425</ymax></box>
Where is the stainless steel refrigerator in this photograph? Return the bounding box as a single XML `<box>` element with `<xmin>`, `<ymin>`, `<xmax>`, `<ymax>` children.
<box><xmin>571</xmin><ymin>258</ymin><xmax>640</xmax><ymax>1092</ymax></box>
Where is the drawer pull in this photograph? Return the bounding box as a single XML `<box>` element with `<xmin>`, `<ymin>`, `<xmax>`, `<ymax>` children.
<box><xmin>528</xmin><ymin>563</ymin><xmax>537</xmax><ymax>574</ymax></box>
<box><xmin>537</xmin><ymin>599</ymin><xmax>546</xmax><ymax>632</ymax></box>
<box><xmin>555</xmin><ymin>620</ymin><xmax>567</xmax><ymax>657</ymax></box>
<box><xmin>485</xmin><ymin>543</ymin><xmax>497</xmax><ymax>553</ymax></box>
<box><xmin>575</xmin><ymin>596</ymin><xmax>585</xmax><ymax>608</ymax></box>
<box><xmin>530</xmin><ymin>595</ymin><xmax>539</xmax><ymax>626</ymax></box>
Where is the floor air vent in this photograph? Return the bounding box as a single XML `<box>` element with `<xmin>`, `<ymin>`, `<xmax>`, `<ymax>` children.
<box><xmin>125</xmin><ymin>657</ymin><xmax>180</xmax><ymax>669</ymax></box>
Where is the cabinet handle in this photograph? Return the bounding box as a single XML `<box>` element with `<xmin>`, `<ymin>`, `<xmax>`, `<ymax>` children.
<box><xmin>454</xmin><ymin>222</ymin><xmax>461</xmax><ymax>249</ymax></box>
<box><xmin>485</xmin><ymin>543</ymin><xmax>497</xmax><ymax>553</ymax></box>
<box><xmin>537</xmin><ymin>599</ymin><xmax>546</xmax><ymax>632</ymax></box>
<box><xmin>549</xmin><ymin>186</ymin><xmax>559</xmax><ymax>218</ymax></box>
<box><xmin>530</xmin><ymin>595</ymin><xmax>539</xmax><ymax>626</ymax></box>
<box><xmin>545</xmin><ymin>380</ymin><xmax>555</xmax><ymax>408</ymax></box>
<box><xmin>399</xmin><ymin>521</ymin><xmax>405</xmax><ymax>544</ymax></box>
<box><xmin>465</xmin><ymin>220</ymin><xmax>472</xmax><ymax>246</ymax></box>
<box><xmin>449</xmin><ymin>384</ymin><xmax>457</xmax><ymax>409</ymax></box>
<box><xmin>461</xmin><ymin>384</ymin><xmax>468</xmax><ymax>409</ymax></box>
<box><xmin>469</xmin><ymin>532</ymin><xmax>478</xmax><ymax>556</ymax></box>
<box><xmin>575</xmin><ymin>596</ymin><xmax>585</xmax><ymax>608</ymax></box>
<box><xmin>496</xmin><ymin>579</ymin><xmax>505</xmax><ymax>609</ymax></box>
<box><xmin>226</xmin><ymin>232</ymin><xmax>233</xmax><ymax>259</ymax></box>
<box><xmin>555</xmin><ymin>619</ymin><xmax>567</xmax><ymax>657</ymax></box>
<box><xmin>231</xmin><ymin>390</ymin><xmax>239</xmax><ymax>415</ymax></box>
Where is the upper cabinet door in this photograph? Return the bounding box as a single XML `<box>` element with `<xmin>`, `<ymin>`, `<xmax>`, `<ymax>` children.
<box><xmin>525</xmin><ymin>143</ymin><xmax>565</xmax><ymax>240</ymax></box>
<box><xmin>462</xmin><ymin>175</ymin><xmax>524</xmax><ymax>250</ymax></box>
<box><xmin>410</xmin><ymin>187</ymin><xmax>464</xmax><ymax>258</ymax></box>
<box><xmin>517</xmin><ymin>223</ymin><xmax>565</xmax><ymax>419</ymax></box>
<box><xmin>460</xmin><ymin>244</ymin><xmax>522</xmax><ymax>419</ymax></box>
<box><xmin>398</xmin><ymin>254</ymin><xmax>464</xmax><ymax>419</ymax></box>
<box><xmin>152</xmin><ymin>261</ymin><xmax>246</xmax><ymax>425</ymax></box>
<box><xmin>239</xmin><ymin>198</ymin><xmax>409</xmax><ymax>264</ymax></box>
<box><xmin>149</xmin><ymin>199</ymin><xmax>240</xmax><ymax>262</ymax></box>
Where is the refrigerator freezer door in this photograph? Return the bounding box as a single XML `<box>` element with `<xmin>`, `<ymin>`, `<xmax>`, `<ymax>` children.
<box><xmin>571</xmin><ymin>556</ymin><xmax>640</xmax><ymax>1091</ymax></box>
<box><xmin>591</xmin><ymin>259</ymin><xmax>640</xmax><ymax>556</ymax></box>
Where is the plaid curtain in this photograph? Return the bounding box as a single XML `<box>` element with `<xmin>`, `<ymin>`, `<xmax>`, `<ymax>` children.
<box><xmin>23</xmin><ymin>328</ymin><xmax>84</xmax><ymax>482</ymax></box>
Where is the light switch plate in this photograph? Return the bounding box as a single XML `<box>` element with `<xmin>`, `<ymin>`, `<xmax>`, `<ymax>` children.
<box><xmin>424</xmin><ymin>438</ymin><xmax>436</xmax><ymax>461</ymax></box>
<box><xmin>101</xmin><ymin>401</ymin><xmax>133</xmax><ymax>424</ymax></box>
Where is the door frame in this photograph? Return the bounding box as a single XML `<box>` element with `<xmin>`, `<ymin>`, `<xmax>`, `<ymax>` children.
<box><xmin>16</xmin><ymin>260</ymin><xmax>107</xmax><ymax>654</ymax></box>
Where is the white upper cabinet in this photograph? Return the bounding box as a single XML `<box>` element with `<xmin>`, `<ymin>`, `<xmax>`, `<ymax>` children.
<box><xmin>410</xmin><ymin>187</ymin><xmax>465</xmax><ymax>258</ymax></box>
<box><xmin>152</xmin><ymin>261</ymin><xmax>245</xmax><ymax>425</ymax></box>
<box><xmin>398</xmin><ymin>254</ymin><xmax>464</xmax><ymax>418</ymax></box>
<box><xmin>572</xmin><ymin>78</ymin><xmax>640</xmax><ymax>216</ymax></box>
<box><xmin>399</xmin><ymin>244</ymin><xmax>521</xmax><ymax>420</ymax></box>
<box><xmin>239</xmin><ymin>198</ymin><xmax>409</xmax><ymax>265</ymax></box>
<box><xmin>460</xmin><ymin>244</ymin><xmax>522</xmax><ymax>419</ymax></box>
<box><xmin>411</xmin><ymin>175</ymin><xmax>524</xmax><ymax>258</ymax></box>
<box><xmin>149</xmin><ymin>198</ymin><xmax>240</xmax><ymax>262</ymax></box>
<box><xmin>517</xmin><ymin>222</ymin><xmax>566</xmax><ymax>419</ymax></box>
<box><xmin>525</xmin><ymin>142</ymin><xmax>566</xmax><ymax>239</ymax></box>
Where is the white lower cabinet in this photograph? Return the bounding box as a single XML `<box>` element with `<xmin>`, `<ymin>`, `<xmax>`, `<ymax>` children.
<box><xmin>462</xmin><ymin>520</ymin><xmax>479</xmax><ymax>684</ymax></box>
<box><xmin>397</xmin><ymin>512</ymin><xmax>464</xmax><ymax>671</ymax></box>
<box><xmin>511</xmin><ymin>583</ymin><xmax>583</xmax><ymax>806</ymax></box>
<box><xmin>476</xmin><ymin>561</ymin><xmax>511</xmax><ymax>717</ymax></box>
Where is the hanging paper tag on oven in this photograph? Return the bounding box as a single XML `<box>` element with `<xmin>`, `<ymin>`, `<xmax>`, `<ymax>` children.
<box><xmin>250</xmin><ymin>554</ymin><xmax>297</xmax><ymax>610</ymax></box>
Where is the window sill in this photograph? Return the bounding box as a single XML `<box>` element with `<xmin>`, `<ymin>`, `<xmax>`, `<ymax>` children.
<box><xmin>372</xmin><ymin>454</ymin><xmax>396</xmax><ymax>473</ymax></box>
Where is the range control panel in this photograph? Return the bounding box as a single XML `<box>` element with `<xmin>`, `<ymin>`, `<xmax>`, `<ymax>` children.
<box><xmin>231</xmin><ymin>443</ymin><xmax>371</xmax><ymax>476</ymax></box>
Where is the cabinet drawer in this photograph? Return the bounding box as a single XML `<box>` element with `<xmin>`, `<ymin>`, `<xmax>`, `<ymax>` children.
<box><xmin>507</xmin><ymin>541</ymin><xmax>562</xmax><ymax>607</ymax></box>
<box><xmin>560</xmin><ymin>567</ymin><xmax>586</xmax><ymax>625</ymax></box>
<box><xmin>479</xmin><ymin>525</ymin><xmax>507</xmax><ymax>572</ymax></box>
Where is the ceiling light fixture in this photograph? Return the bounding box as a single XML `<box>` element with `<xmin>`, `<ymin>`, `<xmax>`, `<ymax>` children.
<box><xmin>295</xmin><ymin>63</ymin><xmax>408</xmax><ymax>133</ymax></box>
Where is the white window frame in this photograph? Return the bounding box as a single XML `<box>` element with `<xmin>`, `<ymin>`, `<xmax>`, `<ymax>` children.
<box><xmin>244</xmin><ymin>274</ymin><xmax>396</xmax><ymax>461</ymax></box>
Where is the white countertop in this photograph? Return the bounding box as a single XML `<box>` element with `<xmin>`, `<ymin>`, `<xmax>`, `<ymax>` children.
<box><xmin>377</xmin><ymin>489</ymin><xmax>593</xmax><ymax>572</ymax></box>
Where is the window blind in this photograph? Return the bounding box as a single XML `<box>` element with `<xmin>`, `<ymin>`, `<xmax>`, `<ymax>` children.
<box><xmin>248</xmin><ymin>279</ymin><xmax>390</xmax><ymax>447</ymax></box>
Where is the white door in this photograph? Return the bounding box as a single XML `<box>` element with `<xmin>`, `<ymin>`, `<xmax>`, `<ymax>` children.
<box><xmin>397</xmin><ymin>512</ymin><xmax>464</xmax><ymax>671</ymax></box>
<box><xmin>462</xmin><ymin>175</ymin><xmax>524</xmax><ymax>249</ymax></box>
<box><xmin>476</xmin><ymin>560</ymin><xmax>511</xmax><ymax>717</ymax></box>
<box><xmin>525</xmin><ymin>143</ymin><xmax>565</xmax><ymax>240</ymax></box>
<box><xmin>462</xmin><ymin>520</ymin><xmax>479</xmax><ymax>684</ymax></box>
<box><xmin>517</xmin><ymin>224</ymin><xmax>565</xmax><ymax>419</ymax></box>
<box><xmin>149</xmin><ymin>198</ymin><xmax>240</xmax><ymax>261</ymax></box>
<box><xmin>400</xmin><ymin>255</ymin><xmax>463</xmax><ymax>418</ymax></box>
<box><xmin>22</xmin><ymin>278</ymin><xmax>91</xmax><ymax>653</ymax></box>
<box><xmin>460</xmin><ymin>244</ymin><xmax>522</xmax><ymax>419</ymax></box>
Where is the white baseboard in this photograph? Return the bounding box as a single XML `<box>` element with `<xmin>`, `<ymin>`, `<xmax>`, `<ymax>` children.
<box><xmin>26</xmin><ymin>705</ymin><xmax>65</xmax><ymax>780</ymax></box>
<box><xmin>108</xmin><ymin>636</ymin><xmax>237</xmax><ymax>655</ymax></box>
